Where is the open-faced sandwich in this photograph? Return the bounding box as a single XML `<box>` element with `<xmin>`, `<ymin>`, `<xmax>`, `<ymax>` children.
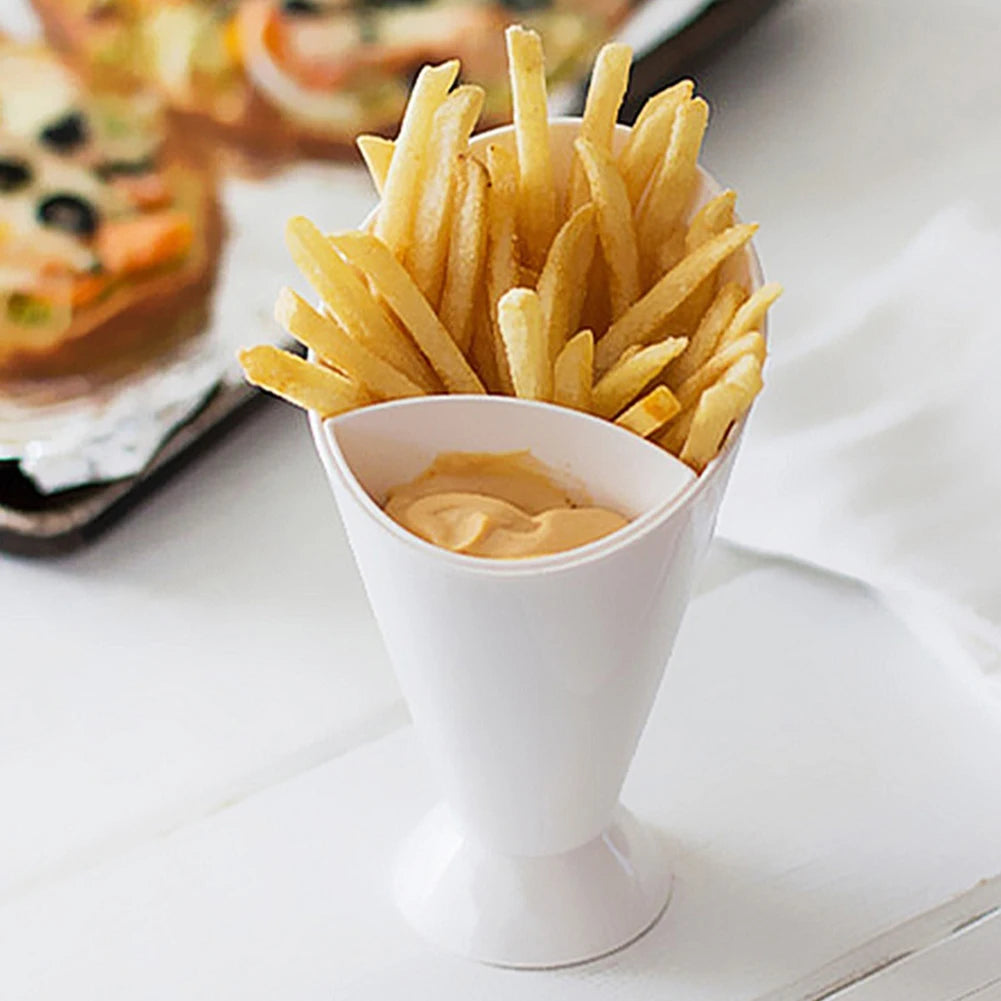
<box><xmin>0</xmin><ymin>38</ymin><xmax>219</xmax><ymax>381</ymax></box>
<box><xmin>31</xmin><ymin>0</ymin><xmax>633</xmax><ymax>155</ymax></box>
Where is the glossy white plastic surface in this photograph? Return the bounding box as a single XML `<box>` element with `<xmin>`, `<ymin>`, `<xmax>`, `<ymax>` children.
<box><xmin>307</xmin><ymin>117</ymin><xmax>764</xmax><ymax>967</ymax></box>
<box><xmin>311</xmin><ymin>393</ymin><xmax>744</xmax><ymax>966</ymax></box>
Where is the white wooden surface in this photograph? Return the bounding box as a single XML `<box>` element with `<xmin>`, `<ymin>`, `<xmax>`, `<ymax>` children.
<box><xmin>3</xmin><ymin>0</ymin><xmax>1001</xmax><ymax>996</ymax></box>
<box><xmin>3</xmin><ymin>564</ymin><xmax>1001</xmax><ymax>999</ymax></box>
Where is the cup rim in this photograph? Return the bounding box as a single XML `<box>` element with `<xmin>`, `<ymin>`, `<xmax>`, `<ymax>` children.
<box><xmin>309</xmin><ymin>114</ymin><xmax>766</xmax><ymax>577</ymax></box>
<box><xmin>311</xmin><ymin>394</ymin><xmax>740</xmax><ymax>577</ymax></box>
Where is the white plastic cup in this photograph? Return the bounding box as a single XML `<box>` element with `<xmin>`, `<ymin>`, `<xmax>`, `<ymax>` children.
<box><xmin>308</xmin><ymin>118</ymin><xmax>765</xmax><ymax>968</ymax></box>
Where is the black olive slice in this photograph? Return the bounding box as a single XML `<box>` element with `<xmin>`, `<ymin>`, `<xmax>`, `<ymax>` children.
<box><xmin>0</xmin><ymin>158</ymin><xmax>32</xmax><ymax>193</ymax></box>
<box><xmin>281</xmin><ymin>0</ymin><xmax>323</xmax><ymax>14</ymax></box>
<box><xmin>40</xmin><ymin>112</ymin><xmax>90</xmax><ymax>154</ymax></box>
<box><xmin>500</xmin><ymin>0</ymin><xmax>549</xmax><ymax>10</ymax></box>
<box><xmin>37</xmin><ymin>194</ymin><xmax>100</xmax><ymax>238</ymax></box>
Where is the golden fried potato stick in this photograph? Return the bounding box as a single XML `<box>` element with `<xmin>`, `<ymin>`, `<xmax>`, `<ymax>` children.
<box><xmin>652</xmin><ymin>226</ymin><xmax>687</xmax><ymax>281</ymax></box>
<box><xmin>717</xmin><ymin>281</ymin><xmax>783</xmax><ymax>348</ymax></box>
<box><xmin>680</xmin><ymin>353</ymin><xmax>763</xmax><ymax>471</ymax></box>
<box><xmin>656</xmin><ymin>406</ymin><xmax>695</xmax><ymax>455</ymax></box>
<box><xmin>666</xmin><ymin>281</ymin><xmax>746</xmax><ymax>387</ymax></box>
<box><xmin>578</xmin><ymin>257</ymin><xmax>611</xmax><ymax>340</ymax></box>
<box><xmin>285</xmin><ymin>216</ymin><xmax>437</xmax><ymax>390</ymax></box>
<box><xmin>470</xmin><ymin>308</ymin><xmax>502</xmax><ymax>393</ymax></box>
<box><xmin>439</xmin><ymin>156</ymin><xmax>490</xmax><ymax>355</ymax></box>
<box><xmin>668</xmin><ymin>189</ymin><xmax>738</xmax><ymax>331</ymax></box>
<box><xmin>575</xmin><ymin>138</ymin><xmax>641</xmax><ymax>320</ymax></box>
<box><xmin>687</xmin><ymin>190</ymin><xmax>737</xmax><ymax>251</ymax></box>
<box><xmin>615</xmin><ymin>385</ymin><xmax>681</xmax><ymax>437</ymax></box>
<box><xmin>674</xmin><ymin>329</ymin><xmax>766</xmax><ymax>410</ymax></box>
<box><xmin>275</xmin><ymin>287</ymin><xmax>426</xmax><ymax>400</ymax></box>
<box><xmin>637</xmin><ymin>97</ymin><xmax>709</xmax><ymax>281</ymax></box>
<box><xmin>659</xmin><ymin>334</ymin><xmax>764</xmax><ymax>454</ymax></box>
<box><xmin>356</xmin><ymin>134</ymin><xmax>394</xmax><ymax>196</ymax></box>
<box><xmin>567</xmin><ymin>42</ymin><xmax>632</xmax><ymax>212</ymax></box>
<box><xmin>374</xmin><ymin>60</ymin><xmax>459</xmax><ymax>260</ymax></box>
<box><xmin>617</xmin><ymin>81</ymin><xmax>693</xmax><ymax>208</ymax></box>
<box><xmin>553</xmin><ymin>329</ymin><xmax>594</xmax><ymax>411</ymax></box>
<box><xmin>330</xmin><ymin>231</ymin><xmax>485</xmax><ymax>394</ymax></box>
<box><xmin>239</xmin><ymin>345</ymin><xmax>371</xmax><ymax>418</ymax></box>
<box><xmin>594</xmin><ymin>223</ymin><xmax>757</xmax><ymax>372</ymax></box>
<box><xmin>484</xmin><ymin>143</ymin><xmax>520</xmax><ymax>393</ymax></box>
<box><xmin>505</xmin><ymin>26</ymin><xmax>557</xmax><ymax>270</ymax></box>
<box><xmin>407</xmin><ymin>85</ymin><xmax>485</xmax><ymax>308</ymax></box>
<box><xmin>497</xmin><ymin>287</ymin><xmax>552</xmax><ymax>401</ymax></box>
<box><xmin>591</xmin><ymin>335</ymin><xmax>688</xmax><ymax>417</ymax></box>
<box><xmin>538</xmin><ymin>203</ymin><xmax>596</xmax><ymax>362</ymax></box>
<box><xmin>519</xmin><ymin>264</ymin><xmax>541</xmax><ymax>287</ymax></box>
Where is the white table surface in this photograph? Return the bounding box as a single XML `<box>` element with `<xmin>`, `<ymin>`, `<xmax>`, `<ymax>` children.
<box><xmin>4</xmin><ymin>0</ymin><xmax>1001</xmax><ymax>996</ymax></box>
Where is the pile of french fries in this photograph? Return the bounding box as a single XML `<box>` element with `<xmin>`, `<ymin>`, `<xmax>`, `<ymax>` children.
<box><xmin>239</xmin><ymin>26</ymin><xmax>780</xmax><ymax>473</ymax></box>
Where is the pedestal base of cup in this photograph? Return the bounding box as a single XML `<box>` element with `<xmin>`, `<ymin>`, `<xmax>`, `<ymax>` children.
<box><xmin>393</xmin><ymin>803</ymin><xmax>672</xmax><ymax>969</ymax></box>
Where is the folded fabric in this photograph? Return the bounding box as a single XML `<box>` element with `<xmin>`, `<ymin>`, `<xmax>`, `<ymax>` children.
<box><xmin>718</xmin><ymin>205</ymin><xmax>1001</xmax><ymax>680</ymax></box>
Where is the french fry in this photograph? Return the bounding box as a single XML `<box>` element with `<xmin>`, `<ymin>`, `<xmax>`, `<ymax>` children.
<box><xmin>470</xmin><ymin>305</ymin><xmax>502</xmax><ymax>393</ymax></box>
<box><xmin>519</xmin><ymin>264</ymin><xmax>540</xmax><ymax>288</ymax></box>
<box><xmin>575</xmin><ymin>137</ymin><xmax>641</xmax><ymax>320</ymax></box>
<box><xmin>680</xmin><ymin>353</ymin><xmax>763</xmax><ymax>471</ymax></box>
<box><xmin>579</xmin><ymin>256</ymin><xmax>611</xmax><ymax>337</ymax></box>
<box><xmin>591</xmin><ymin>335</ymin><xmax>688</xmax><ymax>417</ymax></box>
<box><xmin>686</xmin><ymin>189</ymin><xmax>737</xmax><ymax>252</ymax></box>
<box><xmin>330</xmin><ymin>231</ymin><xmax>485</xmax><ymax>394</ymax></box>
<box><xmin>594</xmin><ymin>223</ymin><xmax>757</xmax><ymax>372</ymax></box>
<box><xmin>239</xmin><ymin>345</ymin><xmax>371</xmax><ymax>418</ymax></box>
<box><xmin>617</xmin><ymin>81</ymin><xmax>693</xmax><ymax>208</ymax></box>
<box><xmin>243</xmin><ymin>36</ymin><xmax>774</xmax><ymax>479</ymax></box>
<box><xmin>674</xmin><ymin>329</ymin><xmax>765</xmax><ymax>410</ymax></box>
<box><xmin>660</xmin><ymin>338</ymin><xmax>764</xmax><ymax>454</ymax></box>
<box><xmin>374</xmin><ymin>59</ymin><xmax>459</xmax><ymax>259</ymax></box>
<box><xmin>537</xmin><ymin>203</ymin><xmax>596</xmax><ymax>362</ymax></box>
<box><xmin>615</xmin><ymin>385</ymin><xmax>681</xmax><ymax>437</ymax></box>
<box><xmin>484</xmin><ymin>143</ymin><xmax>520</xmax><ymax>393</ymax></box>
<box><xmin>407</xmin><ymin>85</ymin><xmax>485</xmax><ymax>308</ymax></box>
<box><xmin>285</xmin><ymin>216</ymin><xmax>438</xmax><ymax>391</ymax></box>
<box><xmin>717</xmin><ymin>281</ymin><xmax>782</xmax><ymax>348</ymax></box>
<box><xmin>655</xmin><ymin>406</ymin><xmax>695</xmax><ymax>455</ymax></box>
<box><xmin>439</xmin><ymin>156</ymin><xmax>489</xmax><ymax>354</ymax></box>
<box><xmin>567</xmin><ymin>42</ymin><xmax>632</xmax><ymax>212</ymax></box>
<box><xmin>356</xmin><ymin>134</ymin><xmax>394</xmax><ymax>195</ymax></box>
<box><xmin>497</xmin><ymin>287</ymin><xmax>552</xmax><ymax>400</ymax></box>
<box><xmin>653</xmin><ymin>226</ymin><xmax>686</xmax><ymax>279</ymax></box>
<box><xmin>274</xmin><ymin>287</ymin><xmax>425</xmax><ymax>400</ymax></box>
<box><xmin>667</xmin><ymin>189</ymin><xmax>737</xmax><ymax>330</ymax></box>
<box><xmin>505</xmin><ymin>25</ymin><xmax>557</xmax><ymax>270</ymax></box>
<box><xmin>553</xmin><ymin>329</ymin><xmax>594</xmax><ymax>411</ymax></box>
<box><xmin>666</xmin><ymin>281</ymin><xmax>745</xmax><ymax>387</ymax></box>
<box><xmin>637</xmin><ymin>97</ymin><xmax>709</xmax><ymax>281</ymax></box>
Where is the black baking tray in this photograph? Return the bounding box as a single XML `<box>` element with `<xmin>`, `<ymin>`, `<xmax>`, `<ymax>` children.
<box><xmin>0</xmin><ymin>0</ymin><xmax>784</xmax><ymax>557</ymax></box>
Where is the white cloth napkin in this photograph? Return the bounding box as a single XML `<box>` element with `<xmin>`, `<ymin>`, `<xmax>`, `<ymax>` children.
<box><xmin>718</xmin><ymin>204</ymin><xmax>1001</xmax><ymax>681</ymax></box>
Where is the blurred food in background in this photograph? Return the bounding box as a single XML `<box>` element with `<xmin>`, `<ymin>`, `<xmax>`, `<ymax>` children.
<box><xmin>32</xmin><ymin>0</ymin><xmax>634</xmax><ymax>160</ymax></box>
<box><xmin>0</xmin><ymin>35</ymin><xmax>219</xmax><ymax>382</ymax></box>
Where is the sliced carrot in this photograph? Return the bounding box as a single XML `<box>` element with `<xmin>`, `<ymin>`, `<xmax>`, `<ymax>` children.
<box><xmin>96</xmin><ymin>211</ymin><xmax>193</xmax><ymax>276</ymax></box>
<box><xmin>21</xmin><ymin>270</ymin><xmax>110</xmax><ymax>309</ymax></box>
<box><xmin>70</xmin><ymin>272</ymin><xmax>113</xmax><ymax>307</ymax></box>
<box><xmin>112</xmin><ymin>172</ymin><xmax>172</xmax><ymax>210</ymax></box>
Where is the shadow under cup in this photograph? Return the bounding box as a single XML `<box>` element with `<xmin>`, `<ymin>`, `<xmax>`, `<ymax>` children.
<box><xmin>307</xmin><ymin>118</ymin><xmax>766</xmax><ymax>968</ymax></box>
